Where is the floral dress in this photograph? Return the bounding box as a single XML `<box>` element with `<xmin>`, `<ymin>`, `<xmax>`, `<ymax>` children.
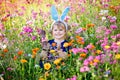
<box><xmin>39</xmin><ymin>39</ymin><xmax>71</xmax><ymax>68</ymax></box>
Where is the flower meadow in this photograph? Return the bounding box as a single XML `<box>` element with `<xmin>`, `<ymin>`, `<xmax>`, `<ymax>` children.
<box><xmin>0</xmin><ymin>0</ymin><xmax>120</xmax><ymax>80</ymax></box>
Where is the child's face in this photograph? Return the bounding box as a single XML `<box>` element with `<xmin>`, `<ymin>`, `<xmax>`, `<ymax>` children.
<box><xmin>52</xmin><ymin>25</ymin><xmax>66</xmax><ymax>40</ymax></box>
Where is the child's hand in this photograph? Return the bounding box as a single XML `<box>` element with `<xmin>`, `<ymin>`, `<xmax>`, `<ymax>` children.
<box><xmin>34</xmin><ymin>64</ymin><xmax>40</xmax><ymax>68</ymax></box>
<box><xmin>57</xmin><ymin>50</ymin><xmax>68</xmax><ymax>59</ymax></box>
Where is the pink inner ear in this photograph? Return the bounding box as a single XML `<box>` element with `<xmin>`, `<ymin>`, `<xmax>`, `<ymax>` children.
<box><xmin>41</xmin><ymin>37</ymin><xmax>47</xmax><ymax>42</ymax></box>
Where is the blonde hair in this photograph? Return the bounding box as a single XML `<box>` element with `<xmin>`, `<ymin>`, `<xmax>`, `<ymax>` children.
<box><xmin>49</xmin><ymin>21</ymin><xmax>71</xmax><ymax>33</ymax></box>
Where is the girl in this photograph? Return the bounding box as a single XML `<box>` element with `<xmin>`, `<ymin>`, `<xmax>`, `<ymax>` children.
<box><xmin>48</xmin><ymin>20</ymin><xmax>71</xmax><ymax>59</ymax></box>
<box><xmin>35</xmin><ymin>5</ymin><xmax>71</xmax><ymax>67</ymax></box>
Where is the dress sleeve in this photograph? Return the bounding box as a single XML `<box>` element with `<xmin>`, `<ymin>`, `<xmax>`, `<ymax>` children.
<box><xmin>67</xmin><ymin>45</ymin><xmax>72</xmax><ymax>54</ymax></box>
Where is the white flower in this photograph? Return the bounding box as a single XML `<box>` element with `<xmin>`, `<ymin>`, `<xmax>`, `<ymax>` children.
<box><xmin>28</xmin><ymin>54</ymin><xmax>32</xmax><ymax>57</ymax></box>
<box><xmin>111</xmin><ymin>16</ymin><xmax>117</xmax><ymax>20</ymax></box>
<box><xmin>0</xmin><ymin>43</ymin><xmax>7</xmax><ymax>49</ymax></box>
<box><xmin>102</xmin><ymin>16</ymin><xmax>106</xmax><ymax>21</ymax></box>
<box><xmin>99</xmin><ymin>10</ymin><xmax>109</xmax><ymax>15</ymax></box>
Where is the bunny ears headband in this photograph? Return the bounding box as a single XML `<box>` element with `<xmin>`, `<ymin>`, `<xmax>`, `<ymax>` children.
<box><xmin>50</xmin><ymin>5</ymin><xmax>70</xmax><ymax>30</ymax></box>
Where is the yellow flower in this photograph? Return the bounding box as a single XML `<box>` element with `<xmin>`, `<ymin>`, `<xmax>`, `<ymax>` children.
<box><xmin>54</xmin><ymin>58</ymin><xmax>62</xmax><ymax>65</ymax></box>
<box><xmin>116</xmin><ymin>42</ymin><xmax>120</xmax><ymax>46</ymax></box>
<box><xmin>96</xmin><ymin>50</ymin><xmax>101</xmax><ymax>54</ymax></box>
<box><xmin>44</xmin><ymin>63</ymin><xmax>51</xmax><ymax>70</ymax></box>
<box><xmin>56</xmin><ymin>65</ymin><xmax>61</xmax><ymax>69</ymax></box>
<box><xmin>20</xmin><ymin>59</ymin><xmax>27</xmax><ymax>63</ymax></box>
<box><xmin>63</xmin><ymin>42</ymin><xmax>69</xmax><ymax>47</ymax></box>
<box><xmin>39</xmin><ymin>78</ymin><xmax>45</xmax><ymax>80</ymax></box>
<box><xmin>45</xmin><ymin>71</ymin><xmax>49</xmax><ymax>77</ymax></box>
<box><xmin>80</xmin><ymin>53</ymin><xmax>86</xmax><ymax>58</ymax></box>
<box><xmin>50</xmin><ymin>50</ymin><xmax>56</xmax><ymax>53</ymax></box>
<box><xmin>115</xmin><ymin>54</ymin><xmax>120</xmax><ymax>59</ymax></box>
<box><xmin>32</xmin><ymin>48</ymin><xmax>39</xmax><ymax>54</ymax></box>
<box><xmin>104</xmin><ymin>45</ymin><xmax>110</xmax><ymax>49</ymax></box>
<box><xmin>93</xmin><ymin>59</ymin><xmax>99</xmax><ymax>63</ymax></box>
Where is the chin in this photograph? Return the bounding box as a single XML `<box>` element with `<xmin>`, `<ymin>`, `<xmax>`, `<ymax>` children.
<box><xmin>55</xmin><ymin>37</ymin><xmax>63</xmax><ymax>39</ymax></box>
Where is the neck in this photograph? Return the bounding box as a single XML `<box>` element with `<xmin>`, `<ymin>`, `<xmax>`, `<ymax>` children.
<box><xmin>54</xmin><ymin>38</ymin><xmax>65</xmax><ymax>43</ymax></box>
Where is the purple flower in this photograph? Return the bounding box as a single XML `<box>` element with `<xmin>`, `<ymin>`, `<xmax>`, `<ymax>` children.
<box><xmin>110</xmin><ymin>16</ymin><xmax>117</xmax><ymax>23</ymax></box>
<box><xmin>36</xmin><ymin>28</ymin><xmax>42</xmax><ymax>35</ymax></box>
<box><xmin>75</xmin><ymin>27</ymin><xmax>83</xmax><ymax>34</ymax></box>
<box><xmin>20</xmin><ymin>32</ymin><xmax>25</xmax><ymax>35</ymax></box>
<box><xmin>32</xmin><ymin>36</ymin><xmax>36</xmax><ymax>41</ymax></box>
<box><xmin>110</xmin><ymin>25</ymin><xmax>117</xmax><ymax>29</ymax></box>
<box><xmin>103</xmin><ymin>4</ymin><xmax>109</xmax><ymax>8</ymax></box>
<box><xmin>22</xmin><ymin>26</ymin><xmax>33</xmax><ymax>33</ymax></box>
<box><xmin>7</xmin><ymin>67</ymin><xmax>12</xmax><ymax>71</ymax></box>
<box><xmin>32</xmin><ymin>11</ymin><xmax>38</xmax><ymax>19</ymax></box>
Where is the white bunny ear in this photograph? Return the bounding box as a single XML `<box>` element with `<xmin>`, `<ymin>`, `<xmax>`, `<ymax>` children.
<box><xmin>60</xmin><ymin>7</ymin><xmax>70</xmax><ymax>21</ymax></box>
<box><xmin>51</xmin><ymin>5</ymin><xmax>59</xmax><ymax>21</ymax></box>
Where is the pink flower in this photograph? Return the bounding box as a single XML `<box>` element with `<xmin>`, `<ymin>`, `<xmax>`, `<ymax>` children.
<box><xmin>75</xmin><ymin>27</ymin><xmax>83</xmax><ymax>34</ymax></box>
<box><xmin>105</xmin><ymin>29</ymin><xmax>112</xmax><ymax>35</ymax></box>
<box><xmin>80</xmin><ymin>66</ymin><xmax>90</xmax><ymax>72</ymax></box>
<box><xmin>71</xmin><ymin>75</ymin><xmax>77</xmax><ymax>80</ymax></box>
<box><xmin>36</xmin><ymin>28</ymin><xmax>42</xmax><ymax>35</ymax></box>
<box><xmin>32</xmin><ymin>10</ymin><xmax>38</xmax><ymax>19</ymax></box>
<box><xmin>18</xmin><ymin>12</ymin><xmax>24</xmax><ymax>16</ymax></box>
<box><xmin>95</xmin><ymin>56</ymin><xmax>101</xmax><ymax>60</ymax></box>
<box><xmin>81</xmin><ymin>7</ymin><xmax>85</xmax><ymax>13</ymax></box>
<box><xmin>7</xmin><ymin>67</ymin><xmax>13</xmax><ymax>71</ymax></box>
<box><xmin>72</xmin><ymin>23</ymin><xmax>79</xmax><ymax>27</ymax></box>
<box><xmin>110</xmin><ymin>25</ymin><xmax>117</xmax><ymax>29</ymax></box>
<box><xmin>83</xmin><ymin>59</ymin><xmax>89</xmax><ymax>66</ymax></box>
<box><xmin>110</xmin><ymin>16</ymin><xmax>117</xmax><ymax>23</ymax></box>
<box><xmin>41</xmin><ymin>37</ymin><xmax>47</xmax><ymax>42</ymax></box>
<box><xmin>21</xmin><ymin>6</ymin><xmax>26</xmax><ymax>11</ymax></box>
<box><xmin>79</xmin><ymin>57</ymin><xmax>83</xmax><ymax>60</ymax></box>
<box><xmin>22</xmin><ymin>26</ymin><xmax>33</xmax><ymax>33</ymax></box>
<box><xmin>0</xmin><ymin>23</ymin><xmax>5</xmax><ymax>31</ymax></box>
<box><xmin>87</xmin><ymin>56</ymin><xmax>94</xmax><ymax>61</ymax></box>
<box><xmin>26</xmin><ymin>20</ymin><xmax>33</xmax><ymax>25</ymax></box>
<box><xmin>66</xmin><ymin>75</ymin><xmax>77</xmax><ymax>80</ymax></box>
<box><xmin>93</xmin><ymin>62</ymin><xmax>97</xmax><ymax>66</ymax></box>
<box><xmin>46</xmin><ymin>4</ymin><xmax>51</xmax><ymax>7</ymax></box>
<box><xmin>64</xmin><ymin>16</ymin><xmax>70</xmax><ymax>22</ymax></box>
<box><xmin>72</xmin><ymin>48</ymin><xmax>79</xmax><ymax>55</ymax></box>
<box><xmin>116</xmin><ymin>34</ymin><xmax>120</xmax><ymax>38</ymax></box>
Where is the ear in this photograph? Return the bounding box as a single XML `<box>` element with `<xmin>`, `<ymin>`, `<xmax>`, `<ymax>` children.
<box><xmin>51</xmin><ymin>5</ymin><xmax>59</xmax><ymax>21</ymax></box>
<box><xmin>67</xmin><ymin>24</ymin><xmax>71</xmax><ymax>31</ymax></box>
<box><xmin>60</xmin><ymin>7</ymin><xmax>70</xmax><ymax>21</ymax></box>
<box><xmin>41</xmin><ymin>30</ymin><xmax>46</xmax><ymax>38</ymax></box>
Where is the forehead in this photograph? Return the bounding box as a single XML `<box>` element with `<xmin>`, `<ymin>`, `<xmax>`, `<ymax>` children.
<box><xmin>53</xmin><ymin>25</ymin><xmax>65</xmax><ymax>29</ymax></box>
<box><xmin>53</xmin><ymin>23</ymin><xmax>66</xmax><ymax>29</ymax></box>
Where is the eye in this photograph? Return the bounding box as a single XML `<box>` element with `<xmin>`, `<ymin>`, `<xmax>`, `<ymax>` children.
<box><xmin>54</xmin><ymin>29</ymin><xmax>57</xmax><ymax>31</ymax></box>
<box><xmin>59</xmin><ymin>29</ymin><xmax>63</xmax><ymax>31</ymax></box>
